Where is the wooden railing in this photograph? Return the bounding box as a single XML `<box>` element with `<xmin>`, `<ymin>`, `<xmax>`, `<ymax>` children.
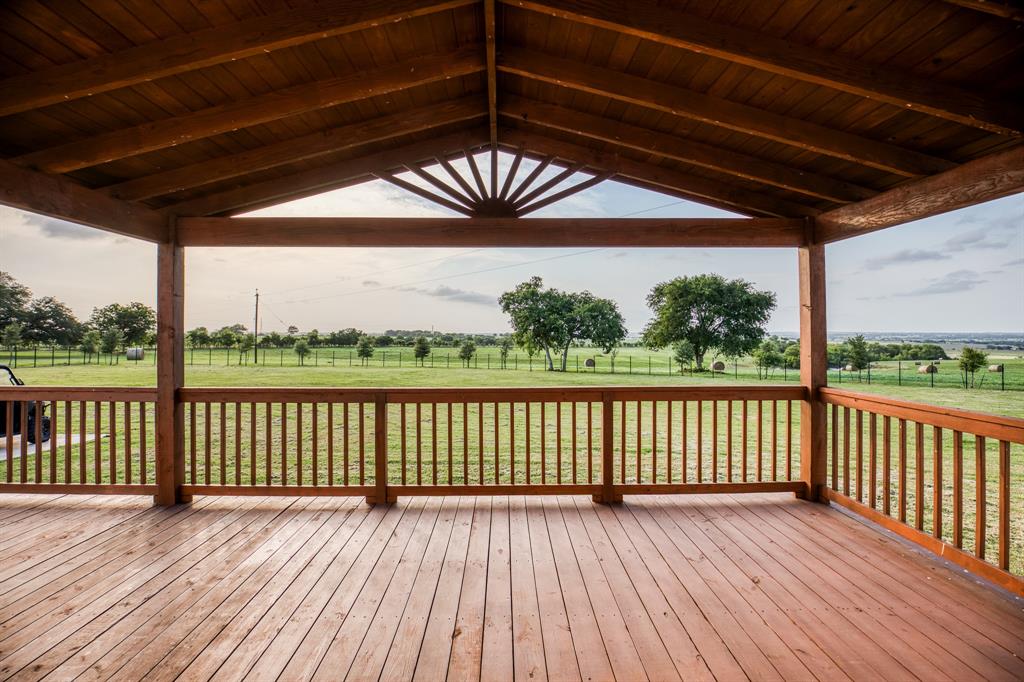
<box><xmin>821</xmin><ymin>387</ymin><xmax>1024</xmax><ymax>594</ymax></box>
<box><xmin>0</xmin><ymin>387</ymin><xmax>158</xmax><ymax>494</ymax></box>
<box><xmin>175</xmin><ymin>386</ymin><xmax>805</xmax><ymax>502</ymax></box>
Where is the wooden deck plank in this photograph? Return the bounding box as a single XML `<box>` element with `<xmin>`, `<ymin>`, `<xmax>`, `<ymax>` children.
<box><xmin>0</xmin><ymin>493</ymin><xmax>1021</xmax><ymax>681</ymax></box>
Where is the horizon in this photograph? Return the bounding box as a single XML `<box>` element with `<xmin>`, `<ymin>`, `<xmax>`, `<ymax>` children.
<box><xmin>2</xmin><ymin>151</ymin><xmax>1022</xmax><ymax>336</ymax></box>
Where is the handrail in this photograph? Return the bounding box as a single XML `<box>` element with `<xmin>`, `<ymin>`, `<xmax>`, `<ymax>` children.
<box><xmin>820</xmin><ymin>387</ymin><xmax>1024</xmax><ymax>443</ymax></box>
<box><xmin>0</xmin><ymin>387</ymin><xmax>158</xmax><ymax>401</ymax></box>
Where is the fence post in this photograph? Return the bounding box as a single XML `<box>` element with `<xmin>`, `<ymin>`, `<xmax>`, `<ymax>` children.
<box><xmin>368</xmin><ymin>393</ymin><xmax>393</xmax><ymax>505</ymax></box>
<box><xmin>597</xmin><ymin>392</ymin><xmax>621</xmax><ymax>504</ymax></box>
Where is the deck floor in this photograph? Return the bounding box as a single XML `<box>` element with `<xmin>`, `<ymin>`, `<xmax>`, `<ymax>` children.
<box><xmin>0</xmin><ymin>493</ymin><xmax>1021</xmax><ymax>681</ymax></box>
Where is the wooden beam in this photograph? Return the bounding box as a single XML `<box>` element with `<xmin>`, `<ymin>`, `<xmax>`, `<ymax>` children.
<box><xmin>176</xmin><ymin>216</ymin><xmax>806</xmax><ymax>247</ymax></box>
<box><xmin>485</xmin><ymin>0</ymin><xmax>499</xmax><ymax>150</ymax></box>
<box><xmin>373</xmin><ymin>170</ymin><xmax>476</xmax><ymax>216</ymax></box>
<box><xmin>0</xmin><ymin>159</ymin><xmax>166</xmax><ymax>242</ymax></box>
<box><xmin>499</xmin><ymin>127</ymin><xmax>819</xmax><ymax>218</ymax></box>
<box><xmin>155</xmin><ymin>235</ymin><xmax>187</xmax><ymax>505</ymax></box>
<box><xmin>816</xmin><ymin>145</ymin><xmax>1024</xmax><ymax>242</ymax></box>
<box><xmin>510</xmin><ymin>0</ymin><xmax>1023</xmax><ymax>136</ymax></box>
<box><xmin>15</xmin><ymin>47</ymin><xmax>485</xmax><ymax>174</ymax></box>
<box><xmin>502</xmin><ymin>96</ymin><xmax>873</xmax><ymax>203</ymax></box>
<box><xmin>798</xmin><ymin>237</ymin><xmax>828</xmax><ymax>502</ymax></box>
<box><xmin>516</xmin><ymin>171</ymin><xmax>611</xmax><ymax>215</ymax></box>
<box><xmin>164</xmin><ymin>129</ymin><xmax>490</xmax><ymax>217</ymax></box>
<box><xmin>500</xmin><ymin>47</ymin><xmax>955</xmax><ymax>177</ymax></box>
<box><xmin>940</xmin><ymin>0</ymin><xmax>1024</xmax><ymax>21</ymax></box>
<box><xmin>104</xmin><ymin>98</ymin><xmax>483</xmax><ymax>201</ymax></box>
<box><xmin>0</xmin><ymin>0</ymin><xmax>473</xmax><ymax>117</ymax></box>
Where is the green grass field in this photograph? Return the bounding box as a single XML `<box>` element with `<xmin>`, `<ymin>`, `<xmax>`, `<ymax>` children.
<box><xmin>4</xmin><ymin>355</ymin><xmax>1022</xmax><ymax>575</ymax></box>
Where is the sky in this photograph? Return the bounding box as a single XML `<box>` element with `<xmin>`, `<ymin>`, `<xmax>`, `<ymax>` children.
<box><xmin>1</xmin><ymin>151</ymin><xmax>1022</xmax><ymax>336</ymax></box>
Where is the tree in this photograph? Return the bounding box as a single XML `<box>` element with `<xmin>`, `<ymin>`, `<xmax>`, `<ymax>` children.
<box><xmin>498</xmin><ymin>337</ymin><xmax>513</xmax><ymax>368</ymax></box>
<box><xmin>237</xmin><ymin>335</ymin><xmax>254</xmax><ymax>364</ymax></box>
<box><xmin>211</xmin><ymin>325</ymin><xmax>241</xmax><ymax>348</ymax></box>
<box><xmin>306</xmin><ymin>329</ymin><xmax>321</xmax><ymax>347</ymax></box>
<box><xmin>499</xmin><ymin>277</ymin><xmax>626</xmax><ymax>371</ymax></box>
<box><xmin>22</xmin><ymin>296</ymin><xmax>82</xmax><ymax>346</ymax></box>
<box><xmin>79</xmin><ymin>330</ymin><xmax>101</xmax><ymax>362</ymax></box>
<box><xmin>458</xmin><ymin>339</ymin><xmax>476</xmax><ymax>367</ymax></box>
<box><xmin>0</xmin><ymin>272</ymin><xmax>30</xmax><ymax>330</ymax></box>
<box><xmin>641</xmin><ymin>274</ymin><xmax>776</xmax><ymax>371</ymax></box>
<box><xmin>958</xmin><ymin>347</ymin><xmax>988</xmax><ymax>388</ymax></box>
<box><xmin>100</xmin><ymin>327</ymin><xmax>124</xmax><ymax>356</ymax></box>
<box><xmin>2</xmin><ymin>323</ymin><xmax>22</xmax><ymax>355</ymax></box>
<box><xmin>375</xmin><ymin>334</ymin><xmax>394</xmax><ymax>347</ymax></box>
<box><xmin>752</xmin><ymin>340</ymin><xmax>782</xmax><ymax>379</ymax></box>
<box><xmin>356</xmin><ymin>336</ymin><xmax>375</xmax><ymax>365</ymax></box>
<box><xmin>88</xmin><ymin>303</ymin><xmax>155</xmax><ymax>347</ymax></box>
<box><xmin>843</xmin><ymin>335</ymin><xmax>870</xmax><ymax>371</ymax></box>
<box><xmin>293</xmin><ymin>338</ymin><xmax>311</xmax><ymax>365</ymax></box>
<box><xmin>186</xmin><ymin>327</ymin><xmax>212</xmax><ymax>348</ymax></box>
<box><xmin>287</xmin><ymin>325</ymin><xmax>299</xmax><ymax>336</ymax></box>
<box><xmin>783</xmin><ymin>343</ymin><xmax>801</xmax><ymax>369</ymax></box>
<box><xmin>413</xmin><ymin>336</ymin><xmax>431</xmax><ymax>365</ymax></box>
<box><xmin>673</xmin><ymin>340</ymin><xmax>695</xmax><ymax>372</ymax></box>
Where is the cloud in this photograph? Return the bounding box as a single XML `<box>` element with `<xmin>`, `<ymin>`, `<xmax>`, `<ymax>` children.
<box><xmin>1004</xmin><ymin>258</ymin><xmax>1024</xmax><ymax>267</ymax></box>
<box><xmin>861</xmin><ymin>249</ymin><xmax>949</xmax><ymax>271</ymax></box>
<box><xmin>362</xmin><ymin>280</ymin><xmax>381</xmax><ymax>288</ymax></box>
<box><xmin>944</xmin><ymin>228</ymin><xmax>1010</xmax><ymax>252</ymax></box>
<box><xmin>24</xmin><ymin>214</ymin><xmax>108</xmax><ymax>241</ymax></box>
<box><xmin>400</xmin><ymin>285</ymin><xmax>494</xmax><ymax>306</ymax></box>
<box><xmin>894</xmin><ymin>269</ymin><xmax>988</xmax><ymax>297</ymax></box>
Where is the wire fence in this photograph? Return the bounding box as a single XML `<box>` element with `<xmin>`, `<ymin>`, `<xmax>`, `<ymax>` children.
<box><xmin>3</xmin><ymin>345</ymin><xmax>1020</xmax><ymax>391</ymax></box>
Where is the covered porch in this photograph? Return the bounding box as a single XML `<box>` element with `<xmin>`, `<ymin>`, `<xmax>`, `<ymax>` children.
<box><xmin>0</xmin><ymin>0</ymin><xmax>1022</xmax><ymax>678</ymax></box>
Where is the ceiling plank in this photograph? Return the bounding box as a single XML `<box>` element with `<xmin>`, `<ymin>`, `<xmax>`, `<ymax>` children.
<box><xmin>499</xmin><ymin>127</ymin><xmax>819</xmax><ymax>218</ymax></box>
<box><xmin>501</xmin><ymin>96</ymin><xmax>874</xmax><ymax>203</ymax></box>
<box><xmin>510</xmin><ymin>0</ymin><xmax>1023</xmax><ymax>136</ymax></box>
<box><xmin>816</xmin><ymin>145</ymin><xmax>1024</xmax><ymax>242</ymax></box>
<box><xmin>163</xmin><ymin>128</ymin><xmax>490</xmax><ymax>217</ymax></box>
<box><xmin>177</xmin><ymin>216</ymin><xmax>806</xmax><ymax>247</ymax></box>
<box><xmin>104</xmin><ymin>98</ymin><xmax>484</xmax><ymax>201</ymax></box>
<box><xmin>500</xmin><ymin>47</ymin><xmax>955</xmax><ymax>177</ymax></box>
<box><xmin>940</xmin><ymin>0</ymin><xmax>1024</xmax><ymax>21</ymax></box>
<box><xmin>15</xmin><ymin>47</ymin><xmax>485</xmax><ymax>174</ymax></box>
<box><xmin>0</xmin><ymin>159</ymin><xmax>166</xmax><ymax>242</ymax></box>
<box><xmin>0</xmin><ymin>0</ymin><xmax>474</xmax><ymax>117</ymax></box>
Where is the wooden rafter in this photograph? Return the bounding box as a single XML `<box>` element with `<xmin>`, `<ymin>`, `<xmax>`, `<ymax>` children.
<box><xmin>506</xmin><ymin>156</ymin><xmax>554</xmax><ymax>205</ymax></box>
<box><xmin>499</xmin><ymin>47</ymin><xmax>956</xmax><ymax>177</ymax></box>
<box><xmin>403</xmin><ymin>164</ymin><xmax>479</xmax><ymax>210</ymax></box>
<box><xmin>162</xmin><ymin>129</ymin><xmax>490</xmax><ymax>217</ymax></box>
<box><xmin>940</xmin><ymin>0</ymin><xmax>1024</xmax><ymax>21</ymax></box>
<box><xmin>436</xmin><ymin>156</ymin><xmax>484</xmax><ymax>203</ymax></box>
<box><xmin>516</xmin><ymin>171</ymin><xmax>612</xmax><ymax>216</ymax></box>
<box><xmin>499</xmin><ymin>127</ymin><xmax>819</xmax><ymax>218</ymax></box>
<box><xmin>15</xmin><ymin>47</ymin><xmax>485</xmax><ymax>174</ymax></box>
<box><xmin>510</xmin><ymin>0</ymin><xmax>1023</xmax><ymax>136</ymax></box>
<box><xmin>0</xmin><ymin>0</ymin><xmax>474</xmax><ymax>118</ymax></box>
<box><xmin>816</xmin><ymin>145</ymin><xmax>1024</xmax><ymax>242</ymax></box>
<box><xmin>499</xmin><ymin>146</ymin><xmax>526</xmax><ymax>200</ymax></box>
<box><xmin>485</xmin><ymin>0</ymin><xmax>499</xmax><ymax>151</ymax></box>
<box><xmin>502</xmin><ymin>96</ymin><xmax>875</xmax><ymax>203</ymax></box>
<box><xmin>0</xmin><ymin>160</ymin><xmax>166</xmax><ymax>242</ymax></box>
<box><xmin>511</xmin><ymin>162</ymin><xmax>585</xmax><ymax>209</ymax></box>
<box><xmin>373</xmin><ymin>171</ymin><xmax>475</xmax><ymax>216</ymax></box>
<box><xmin>176</xmin><ymin>216</ymin><xmax>807</xmax><ymax>247</ymax></box>
<box><xmin>105</xmin><ymin>98</ymin><xmax>484</xmax><ymax>202</ymax></box>
<box><xmin>464</xmin><ymin>150</ymin><xmax>489</xmax><ymax>199</ymax></box>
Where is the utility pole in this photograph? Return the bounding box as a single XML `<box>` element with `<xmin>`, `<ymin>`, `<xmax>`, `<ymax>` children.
<box><xmin>253</xmin><ymin>289</ymin><xmax>259</xmax><ymax>366</ymax></box>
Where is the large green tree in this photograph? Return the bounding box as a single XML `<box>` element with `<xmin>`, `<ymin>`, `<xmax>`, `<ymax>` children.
<box><xmin>22</xmin><ymin>297</ymin><xmax>82</xmax><ymax>345</ymax></box>
<box><xmin>499</xmin><ymin>277</ymin><xmax>626</xmax><ymax>371</ymax></box>
<box><xmin>89</xmin><ymin>302</ymin><xmax>155</xmax><ymax>347</ymax></box>
<box><xmin>0</xmin><ymin>272</ymin><xmax>30</xmax><ymax>330</ymax></box>
<box><xmin>641</xmin><ymin>274</ymin><xmax>776</xmax><ymax>371</ymax></box>
<box><xmin>958</xmin><ymin>347</ymin><xmax>988</xmax><ymax>388</ymax></box>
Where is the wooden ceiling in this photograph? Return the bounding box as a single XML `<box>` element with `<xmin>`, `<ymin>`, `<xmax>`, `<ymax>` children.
<box><xmin>0</xmin><ymin>0</ymin><xmax>1021</xmax><ymax>226</ymax></box>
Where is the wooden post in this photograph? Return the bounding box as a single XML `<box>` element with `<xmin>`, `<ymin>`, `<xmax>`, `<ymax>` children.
<box><xmin>155</xmin><ymin>231</ymin><xmax>188</xmax><ymax>505</ymax></box>
<box><xmin>367</xmin><ymin>393</ymin><xmax>393</xmax><ymax>505</ymax></box>
<box><xmin>596</xmin><ymin>392</ymin><xmax>621</xmax><ymax>504</ymax></box>
<box><xmin>798</xmin><ymin>237</ymin><xmax>827</xmax><ymax>502</ymax></box>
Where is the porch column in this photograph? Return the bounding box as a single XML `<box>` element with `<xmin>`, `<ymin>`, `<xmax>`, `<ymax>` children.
<box><xmin>798</xmin><ymin>237</ymin><xmax>827</xmax><ymax>501</ymax></box>
<box><xmin>155</xmin><ymin>228</ymin><xmax>188</xmax><ymax>505</ymax></box>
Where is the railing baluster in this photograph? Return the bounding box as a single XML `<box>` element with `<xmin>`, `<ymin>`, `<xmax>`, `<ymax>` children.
<box><xmin>311</xmin><ymin>403</ymin><xmax>319</xmax><ymax>486</ymax></box>
<box><xmin>898</xmin><ymin>419</ymin><xmax>907</xmax><ymax>523</ymax></box>
<box><xmin>999</xmin><ymin>441</ymin><xmax>1010</xmax><ymax>571</ymax></box>
<box><xmin>786</xmin><ymin>400</ymin><xmax>793</xmax><ymax>481</ymax></box>
<box><xmin>976</xmin><ymin>435</ymin><xmax>986</xmax><ymax>560</ymax></box>
<box><xmin>36</xmin><ymin>401</ymin><xmax>46</xmax><ymax>483</ymax></box>
<box><xmin>618</xmin><ymin>400</ymin><xmax>625</xmax><ymax>484</ymax></box>
<box><xmin>588</xmin><ymin>401</ymin><xmax>594</xmax><ymax>485</ymax></box>
<box><xmin>416</xmin><ymin>403</ymin><xmax>422</xmax><ymax>486</ymax></box>
<box><xmin>250</xmin><ymin>403</ymin><xmax>257</xmax><ymax>486</ymax></box>
<box><xmin>953</xmin><ymin>430</ymin><xmax>963</xmax><ymax>548</ymax></box>
<box><xmin>400</xmin><ymin>403</ymin><xmax>407</xmax><ymax>485</ymax></box>
<box><xmin>771</xmin><ymin>399</ymin><xmax>778</xmax><ymax>482</ymax></box>
<box><xmin>359</xmin><ymin>402</ymin><xmax>366</xmax><ymax>485</ymax></box>
<box><xmin>711</xmin><ymin>400</ymin><xmax>718</xmax><ymax>483</ymax></box>
<box><xmin>559</xmin><ymin>401</ymin><xmax>565</xmax><ymax>485</ymax></box>
<box><xmin>830</xmin><ymin>403</ymin><xmax>838</xmax><ymax>491</ymax></box>
<box><xmin>78</xmin><ymin>401</ymin><xmax>85</xmax><ymax>483</ymax></box>
<box><xmin>842</xmin><ymin>407</ymin><xmax>850</xmax><ymax>496</ymax></box>
<box><xmin>493</xmin><ymin>402</ymin><xmax>499</xmax><ymax>485</ymax></box>
<box><xmin>220</xmin><ymin>402</ymin><xmax>227</xmax><ymax>485</ymax></box>
<box><xmin>756</xmin><ymin>400</ymin><xmax>762</xmax><ymax>482</ymax></box>
<box><xmin>868</xmin><ymin>413</ymin><xmax>877</xmax><ymax>509</ymax></box>
<box><xmin>696</xmin><ymin>400</ymin><xmax>703</xmax><ymax>483</ymax></box>
<box><xmin>741</xmin><ymin>400</ymin><xmax>747</xmax><ymax>483</ymax></box>
<box><xmin>914</xmin><ymin>422</ymin><xmax>924</xmax><ymax>531</ymax></box>
<box><xmin>933</xmin><ymin>426</ymin><xmax>942</xmax><ymax>539</ymax></box>
<box><xmin>280</xmin><ymin>402</ymin><xmax>287</xmax><ymax>486</ymax></box>
<box><xmin>855</xmin><ymin>409</ymin><xmax>863</xmax><ymax>501</ymax></box>
<box><xmin>525</xmin><ymin>402</ymin><xmax>532</xmax><ymax>485</ymax></box>
<box><xmin>140</xmin><ymin>401</ymin><xmax>147</xmax><ymax>485</ymax></box>
<box><xmin>65</xmin><ymin>401</ymin><xmax>73</xmax><ymax>483</ymax></box>
<box><xmin>726</xmin><ymin>400</ymin><xmax>733</xmax><ymax>483</ymax></box>
<box><xmin>666</xmin><ymin>400</ymin><xmax>673</xmax><ymax>485</ymax></box>
<box><xmin>883</xmin><ymin>416</ymin><xmax>891</xmax><ymax>516</ymax></box>
<box><xmin>634</xmin><ymin>401</ymin><xmax>641</xmax><ymax>484</ymax></box>
<box><xmin>373</xmin><ymin>395</ymin><xmax>388</xmax><ymax>503</ymax></box>
<box><xmin>50</xmin><ymin>400</ymin><xmax>58</xmax><ymax>483</ymax></box>
<box><xmin>434</xmin><ymin>402</ymin><xmax>440</xmax><ymax>485</ymax></box>
<box><xmin>540</xmin><ymin>402</ymin><xmax>547</xmax><ymax>484</ymax></box>
<box><xmin>93</xmin><ymin>402</ymin><xmax>100</xmax><ymax>484</ymax></box>
<box><xmin>477</xmin><ymin>402</ymin><xmax>484</xmax><ymax>485</ymax></box>
<box><xmin>651</xmin><ymin>401</ymin><xmax>657</xmax><ymax>484</ymax></box>
<box><xmin>236</xmin><ymin>402</ymin><xmax>243</xmax><ymax>486</ymax></box>
<box><xmin>572</xmin><ymin>401</ymin><xmax>578</xmax><ymax>485</ymax></box>
<box><xmin>123</xmin><ymin>401</ymin><xmax>131</xmax><ymax>485</ymax></box>
<box><xmin>510</xmin><ymin>402</ymin><xmax>516</xmax><ymax>485</ymax></box>
<box><xmin>4</xmin><ymin>402</ymin><xmax>11</xmax><ymax>483</ymax></box>
<box><xmin>682</xmin><ymin>400</ymin><xmax>688</xmax><ymax>484</ymax></box>
<box><xmin>296</xmin><ymin>402</ymin><xmax>303</xmax><ymax>486</ymax></box>
<box><xmin>343</xmin><ymin>402</ymin><xmax>350</xmax><ymax>486</ymax></box>
<box><xmin>265</xmin><ymin>402</ymin><xmax>272</xmax><ymax>485</ymax></box>
<box><xmin>463</xmin><ymin>403</ymin><xmax>469</xmax><ymax>485</ymax></box>
<box><xmin>449</xmin><ymin>403</ymin><xmax>454</xmax><ymax>485</ymax></box>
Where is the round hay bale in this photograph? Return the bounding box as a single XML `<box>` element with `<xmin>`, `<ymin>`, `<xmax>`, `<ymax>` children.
<box><xmin>844</xmin><ymin>364</ymin><xmax>854</xmax><ymax>372</ymax></box>
<box><xmin>584</xmin><ymin>358</ymin><xmax>595</xmax><ymax>368</ymax></box>
<box><xmin>917</xmin><ymin>364</ymin><xmax>937</xmax><ymax>374</ymax></box>
<box><xmin>126</xmin><ymin>347</ymin><xmax>145</xmax><ymax>361</ymax></box>
<box><xmin>988</xmin><ymin>364</ymin><xmax>1004</xmax><ymax>373</ymax></box>
<box><xmin>711</xmin><ymin>361</ymin><xmax>725</xmax><ymax>371</ymax></box>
